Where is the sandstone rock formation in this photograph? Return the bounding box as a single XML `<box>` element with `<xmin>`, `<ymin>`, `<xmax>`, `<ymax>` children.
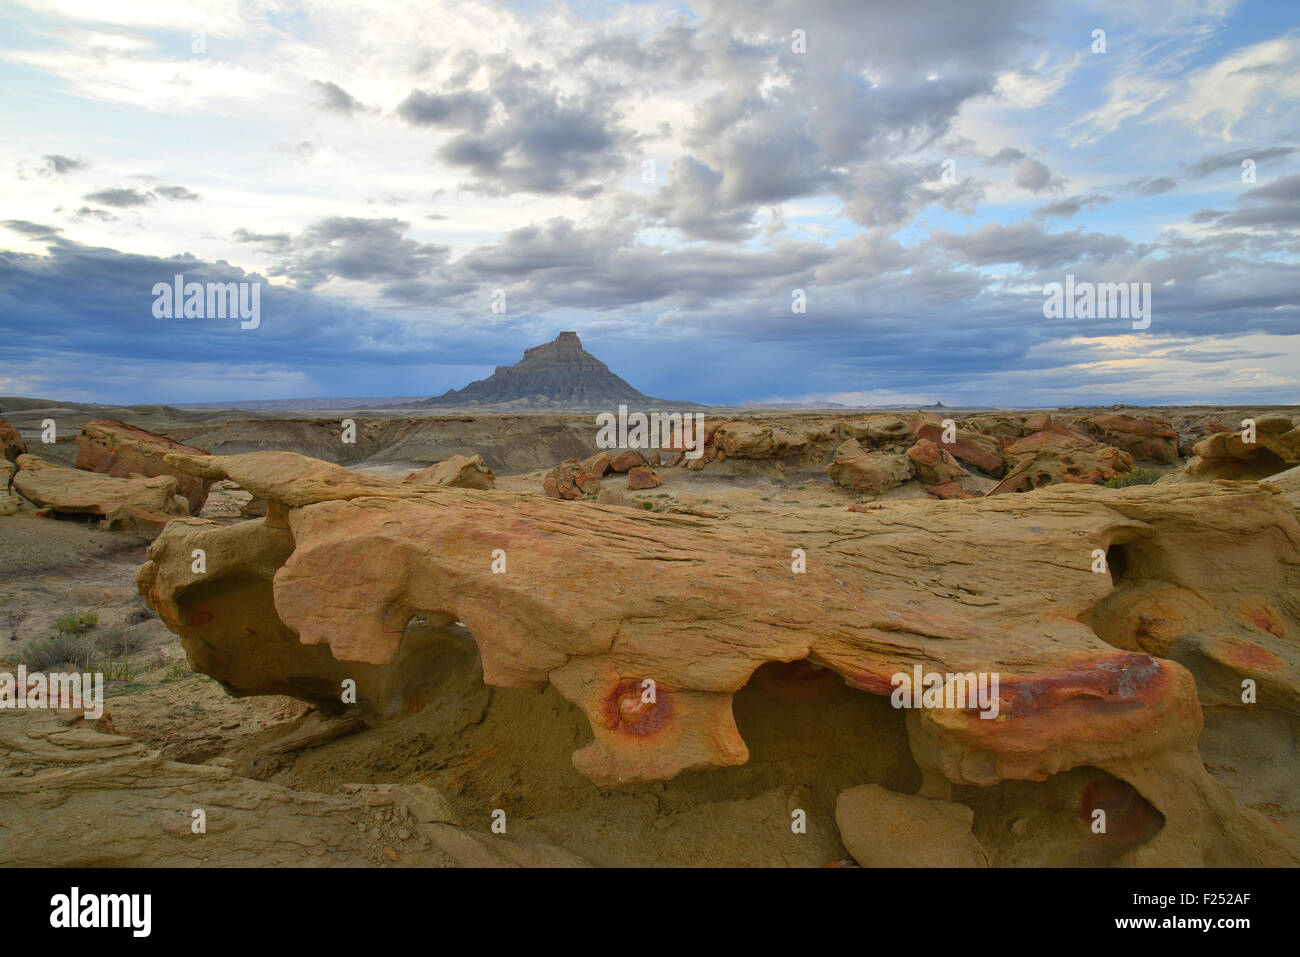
<box><xmin>404</xmin><ymin>453</ymin><xmax>495</xmax><ymax>490</ymax></box>
<box><xmin>1181</xmin><ymin>416</ymin><xmax>1299</xmax><ymax>481</ymax></box>
<box><xmin>989</xmin><ymin>444</ymin><xmax>1135</xmax><ymax>495</ymax></box>
<box><xmin>12</xmin><ymin>453</ymin><xmax>188</xmax><ymax>529</ymax></box>
<box><xmin>825</xmin><ymin>439</ymin><xmax>912</xmax><ymax>494</ymax></box>
<box><xmin>909</xmin><ymin>415</ymin><xmax>1005</xmax><ymax>476</ymax></box>
<box><xmin>0</xmin><ymin>418</ymin><xmax>26</xmax><ymax>463</ymax></box>
<box><xmin>907</xmin><ymin>438</ymin><xmax>972</xmax><ymax>487</ymax></box>
<box><xmin>129</xmin><ymin>448</ymin><xmax>1299</xmax><ymax>866</ymax></box>
<box><xmin>627</xmin><ymin>465</ymin><xmax>661</xmax><ymax>490</ymax></box>
<box><xmin>0</xmin><ymin>458</ymin><xmax>16</xmax><ymax>515</ymax></box>
<box><xmin>1078</xmin><ymin>413</ymin><xmax>1179</xmax><ymax>464</ymax></box>
<box><xmin>542</xmin><ymin>458</ymin><xmax>600</xmax><ymax>499</ymax></box>
<box><xmin>75</xmin><ymin>419</ymin><xmax>214</xmax><ymax>513</ymax></box>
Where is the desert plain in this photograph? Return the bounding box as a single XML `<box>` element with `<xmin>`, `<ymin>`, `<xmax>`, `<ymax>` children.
<box><xmin>1</xmin><ymin>397</ymin><xmax>1298</xmax><ymax>868</ymax></box>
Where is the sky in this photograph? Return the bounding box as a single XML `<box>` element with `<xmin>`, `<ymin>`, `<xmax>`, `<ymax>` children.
<box><xmin>1</xmin><ymin>0</ymin><xmax>1298</xmax><ymax>407</ymax></box>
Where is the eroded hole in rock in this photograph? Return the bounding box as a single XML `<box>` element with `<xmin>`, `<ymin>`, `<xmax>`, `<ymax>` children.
<box><xmin>1106</xmin><ymin>543</ymin><xmax>1130</xmax><ymax>583</ymax></box>
<box><xmin>955</xmin><ymin>766</ymin><xmax>1163</xmax><ymax>866</ymax></box>
<box><xmin>661</xmin><ymin>660</ymin><xmax>921</xmax><ymax>814</ymax></box>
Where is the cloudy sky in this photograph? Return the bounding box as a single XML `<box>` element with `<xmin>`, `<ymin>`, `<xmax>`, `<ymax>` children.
<box><xmin>2</xmin><ymin>0</ymin><xmax>1298</xmax><ymax>407</ymax></box>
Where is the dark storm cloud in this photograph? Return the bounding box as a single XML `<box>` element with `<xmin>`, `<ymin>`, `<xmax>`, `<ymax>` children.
<box><xmin>83</xmin><ymin>187</ymin><xmax>153</xmax><ymax>208</ymax></box>
<box><xmin>1134</xmin><ymin>177</ymin><xmax>1176</xmax><ymax>196</ymax></box>
<box><xmin>932</xmin><ymin>221</ymin><xmax>1132</xmax><ymax>269</ymax></box>
<box><xmin>1034</xmin><ymin>194</ymin><xmax>1111</xmax><ymax>218</ymax></box>
<box><xmin>153</xmin><ymin>185</ymin><xmax>202</xmax><ymax>202</ymax></box>
<box><xmin>235</xmin><ymin>216</ymin><xmax>449</xmax><ymax>288</ymax></box>
<box><xmin>397</xmin><ymin>58</ymin><xmax>630</xmax><ymax>196</ymax></box>
<box><xmin>396</xmin><ymin>89</ymin><xmax>492</xmax><ymax>130</ymax></box>
<box><xmin>635</xmin><ymin>0</ymin><xmax>1036</xmax><ymax>237</ymax></box>
<box><xmin>71</xmin><ymin>207</ymin><xmax>117</xmax><ymax>222</ymax></box>
<box><xmin>839</xmin><ymin>161</ymin><xmax>984</xmax><ymax>228</ymax></box>
<box><xmin>42</xmin><ymin>154</ymin><xmax>85</xmax><ymax>175</ymax></box>
<box><xmin>3</xmin><ymin>220</ymin><xmax>61</xmax><ymax>238</ymax></box>
<box><xmin>1183</xmin><ymin>146</ymin><xmax>1296</xmax><ymax>179</ymax></box>
<box><xmin>311</xmin><ymin>79</ymin><xmax>364</xmax><ymax>115</ymax></box>
<box><xmin>1193</xmin><ymin>173</ymin><xmax>1300</xmax><ymax>230</ymax></box>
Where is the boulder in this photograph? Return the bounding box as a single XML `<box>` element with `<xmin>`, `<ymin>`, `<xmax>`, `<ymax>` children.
<box><xmin>712</xmin><ymin>422</ymin><xmax>809</xmax><ymax>459</ymax></box>
<box><xmin>580</xmin><ymin>451</ymin><xmax>614</xmax><ymax>476</ymax></box>
<box><xmin>543</xmin><ymin>459</ymin><xmax>600</xmax><ymax>499</ymax></box>
<box><xmin>924</xmin><ymin>481</ymin><xmax>980</xmax><ymax>500</ymax></box>
<box><xmin>12</xmin><ymin>453</ymin><xmax>188</xmax><ymax>530</ymax></box>
<box><xmin>609</xmin><ymin>449</ymin><xmax>649</xmax><ymax>473</ymax></box>
<box><xmin>1078</xmin><ymin>414</ymin><xmax>1179</xmax><ymax>464</ymax></box>
<box><xmin>75</xmin><ymin>419</ymin><xmax>213</xmax><ymax>513</ymax></box>
<box><xmin>0</xmin><ymin>419</ymin><xmax>26</xmax><ymax>463</ymax></box>
<box><xmin>627</xmin><ymin>466</ymin><xmax>662</xmax><ymax>490</ymax></box>
<box><xmin>907</xmin><ymin>438</ymin><xmax>968</xmax><ymax>486</ymax></box>
<box><xmin>0</xmin><ymin>459</ymin><xmax>16</xmax><ymax>515</ymax></box>
<box><xmin>1184</xmin><ymin>420</ymin><xmax>1300</xmax><ymax>481</ymax></box>
<box><xmin>403</xmin><ymin>453</ymin><xmax>495</xmax><ymax>490</ymax></box>
<box><xmin>825</xmin><ymin>439</ymin><xmax>912</xmax><ymax>494</ymax></box>
<box><xmin>909</xmin><ymin>416</ymin><xmax>1005</xmax><ymax>476</ymax></box>
<box><xmin>987</xmin><ymin>446</ymin><xmax>1134</xmax><ymax>495</ymax></box>
<box><xmin>836</xmin><ymin>785</ymin><xmax>988</xmax><ymax>867</ymax></box>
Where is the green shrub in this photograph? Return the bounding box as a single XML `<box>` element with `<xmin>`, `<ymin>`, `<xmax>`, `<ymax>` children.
<box><xmin>162</xmin><ymin>659</ymin><xmax>194</xmax><ymax>682</ymax></box>
<box><xmin>20</xmin><ymin>634</ymin><xmax>86</xmax><ymax>671</ymax></box>
<box><xmin>1104</xmin><ymin>468</ymin><xmax>1164</xmax><ymax>489</ymax></box>
<box><xmin>54</xmin><ymin>610</ymin><xmax>99</xmax><ymax>635</ymax></box>
<box><xmin>99</xmin><ymin>658</ymin><xmax>136</xmax><ymax>682</ymax></box>
<box><xmin>92</xmin><ymin>625</ymin><xmax>145</xmax><ymax>658</ymax></box>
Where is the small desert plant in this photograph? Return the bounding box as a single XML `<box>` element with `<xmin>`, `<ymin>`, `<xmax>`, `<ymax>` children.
<box><xmin>1104</xmin><ymin>468</ymin><xmax>1164</xmax><ymax>489</ymax></box>
<box><xmin>92</xmin><ymin>625</ymin><xmax>145</xmax><ymax>658</ymax></box>
<box><xmin>54</xmin><ymin>610</ymin><xmax>99</xmax><ymax>635</ymax></box>
<box><xmin>162</xmin><ymin>659</ymin><xmax>194</xmax><ymax>682</ymax></box>
<box><xmin>20</xmin><ymin>633</ymin><xmax>86</xmax><ymax>671</ymax></box>
<box><xmin>98</xmin><ymin>657</ymin><xmax>136</xmax><ymax>682</ymax></box>
<box><xmin>641</xmin><ymin>501</ymin><xmax>654</xmax><ymax>510</ymax></box>
<box><xmin>6</xmin><ymin>606</ymin><xmax>27</xmax><ymax>642</ymax></box>
<box><xmin>126</xmin><ymin>599</ymin><xmax>155</xmax><ymax>624</ymax></box>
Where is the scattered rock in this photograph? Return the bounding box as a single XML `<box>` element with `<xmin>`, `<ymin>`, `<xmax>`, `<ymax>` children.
<box><xmin>825</xmin><ymin>439</ymin><xmax>912</xmax><ymax>494</ymax></box>
<box><xmin>13</xmin><ymin>453</ymin><xmax>188</xmax><ymax>529</ymax></box>
<box><xmin>836</xmin><ymin>784</ymin><xmax>988</xmax><ymax>867</ymax></box>
<box><xmin>627</xmin><ymin>465</ymin><xmax>662</xmax><ymax>490</ymax></box>
<box><xmin>403</xmin><ymin>453</ymin><xmax>495</xmax><ymax>489</ymax></box>
<box><xmin>542</xmin><ymin>459</ymin><xmax>600</xmax><ymax>499</ymax></box>
<box><xmin>0</xmin><ymin>419</ymin><xmax>27</xmax><ymax>463</ymax></box>
<box><xmin>75</xmin><ymin>419</ymin><xmax>214</xmax><ymax>514</ymax></box>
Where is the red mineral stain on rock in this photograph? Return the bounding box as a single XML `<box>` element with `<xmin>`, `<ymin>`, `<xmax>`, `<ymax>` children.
<box><xmin>601</xmin><ymin>678</ymin><xmax>673</xmax><ymax>736</ymax></box>
<box><xmin>1243</xmin><ymin>605</ymin><xmax>1285</xmax><ymax>638</ymax></box>
<box><xmin>1208</xmin><ymin>634</ymin><xmax>1284</xmax><ymax>672</ymax></box>
<box><xmin>995</xmin><ymin>653</ymin><xmax>1165</xmax><ymax>718</ymax></box>
<box><xmin>186</xmin><ymin>609</ymin><xmax>214</xmax><ymax>626</ymax></box>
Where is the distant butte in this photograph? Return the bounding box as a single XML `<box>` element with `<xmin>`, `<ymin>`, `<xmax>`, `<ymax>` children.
<box><xmin>413</xmin><ymin>331</ymin><xmax>698</xmax><ymax>412</ymax></box>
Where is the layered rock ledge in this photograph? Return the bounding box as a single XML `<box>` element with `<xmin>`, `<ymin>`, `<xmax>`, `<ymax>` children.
<box><xmin>131</xmin><ymin>449</ymin><xmax>1300</xmax><ymax>864</ymax></box>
